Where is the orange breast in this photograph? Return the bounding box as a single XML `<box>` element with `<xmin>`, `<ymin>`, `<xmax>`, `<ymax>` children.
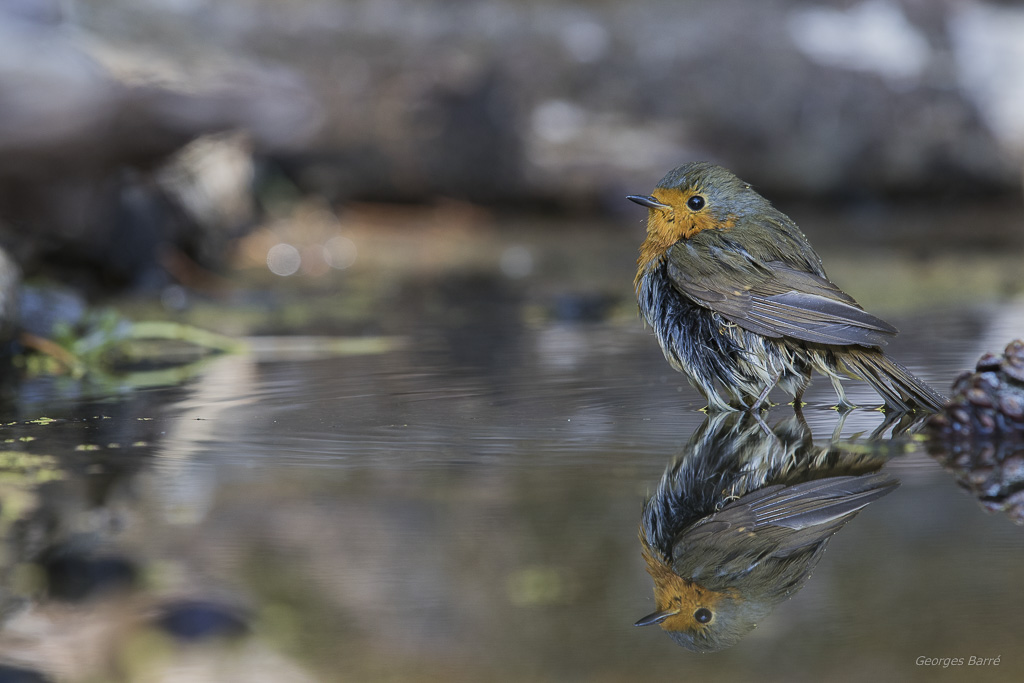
<box><xmin>639</xmin><ymin>528</ymin><xmax>730</xmax><ymax>631</ymax></box>
<box><xmin>635</xmin><ymin>187</ymin><xmax>735</xmax><ymax>289</ymax></box>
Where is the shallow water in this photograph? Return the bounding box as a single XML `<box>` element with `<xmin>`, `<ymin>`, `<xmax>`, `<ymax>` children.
<box><xmin>0</xmin><ymin>220</ymin><xmax>1023</xmax><ymax>681</ymax></box>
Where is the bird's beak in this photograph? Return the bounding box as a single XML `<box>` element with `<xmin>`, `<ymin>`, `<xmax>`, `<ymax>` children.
<box><xmin>634</xmin><ymin>607</ymin><xmax>679</xmax><ymax>627</ymax></box>
<box><xmin>627</xmin><ymin>195</ymin><xmax>671</xmax><ymax>210</ymax></box>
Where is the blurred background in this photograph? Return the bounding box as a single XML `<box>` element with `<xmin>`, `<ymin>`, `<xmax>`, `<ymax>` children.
<box><xmin>1</xmin><ymin>0</ymin><xmax>1023</xmax><ymax>294</ymax></box>
<box><xmin>0</xmin><ymin>1</ymin><xmax>1023</xmax><ymax>682</ymax></box>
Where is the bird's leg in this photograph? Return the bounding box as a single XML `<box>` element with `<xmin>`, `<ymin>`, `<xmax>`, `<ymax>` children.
<box><xmin>830</xmin><ymin>409</ymin><xmax>850</xmax><ymax>441</ymax></box>
<box><xmin>786</xmin><ymin>365</ymin><xmax>812</xmax><ymax>409</ymax></box>
<box><xmin>751</xmin><ymin>410</ymin><xmax>773</xmax><ymax>437</ymax></box>
<box><xmin>791</xmin><ymin>385</ymin><xmax>807</xmax><ymax>411</ymax></box>
<box><xmin>830</xmin><ymin>376</ymin><xmax>856</xmax><ymax>411</ymax></box>
<box><xmin>871</xmin><ymin>408</ymin><xmax>916</xmax><ymax>438</ymax></box>
<box><xmin>792</xmin><ymin>405</ymin><xmax>811</xmax><ymax>433</ymax></box>
<box><xmin>749</xmin><ymin>374</ymin><xmax>780</xmax><ymax>411</ymax></box>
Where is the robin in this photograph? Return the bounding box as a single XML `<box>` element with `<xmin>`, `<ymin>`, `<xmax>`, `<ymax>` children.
<box><xmin>635</xmin><ymin>412</ymin><xmax>898</xmax><ymax>652</ymax></box>
<box><xmin>628</xmin><ymin>162</ymin><xmax>947</xmax><ymax>412</ymax></box>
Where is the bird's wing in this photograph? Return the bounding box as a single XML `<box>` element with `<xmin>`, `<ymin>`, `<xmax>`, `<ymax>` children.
<box><xmin>674</xmin><ymin>474</ymin><xmax>898</xmax><ymax>562</ymax></box>
<box><xmin>665</xmin><ymin>242</ymin><xmax>897</xmax><ymax>347</ymax></box>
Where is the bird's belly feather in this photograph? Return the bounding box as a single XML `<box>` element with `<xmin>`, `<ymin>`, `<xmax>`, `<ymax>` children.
<box><xmin>638</xmin><ymin>267</ymin><xmax>807</xmax><ymax>406</ymax></box>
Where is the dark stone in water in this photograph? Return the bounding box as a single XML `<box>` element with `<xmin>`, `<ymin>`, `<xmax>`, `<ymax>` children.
<box><xmin>40</xmin><ymin>549</ymin><xmax>138</xmax><ymax>603</ymax></box>
<box><xmin>0</xmin><ymin>665</ymin><xmax>52</xmax><ymax>683</ymax></box>
<box><xmin>153</xmin><ymin>598</ymin><xmax>250</xmax><ymax>643</ymax></box>
<box><xmin>551</xmin><ymin>293</ymin><xmax>616</xmax><ymax>323</ymax></box>
<box><xmin>1003</xmin><ymin>340</ymin><xmax>1024</xmax><ymax>382</ymax></box>
<box><xmin>927</xmin><ymin>339</ymin><xmax>1024</xmax><ymax>523</ymax></box>
<box><xmin>974</xmin><ymin>353</ymin><xmax>1002</xmax><ymax>372</ymax></box>
<box><xmin>929</xmin><ymin>339</ymin><xmax>1024</xmax><ymax>440</ymax></box>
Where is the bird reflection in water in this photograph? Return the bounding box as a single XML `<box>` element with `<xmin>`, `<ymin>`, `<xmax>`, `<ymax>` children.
<box><xmin>636</xmin><ymin>412</ymin><xmax>898</xmax><ymax>652</ymax></box>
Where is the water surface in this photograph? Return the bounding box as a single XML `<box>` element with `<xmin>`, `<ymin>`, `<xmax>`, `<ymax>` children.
<box><xmin>0</xmin><ymin>220</ymin><xmax>1021</xmax><ymax>682</ymax></box>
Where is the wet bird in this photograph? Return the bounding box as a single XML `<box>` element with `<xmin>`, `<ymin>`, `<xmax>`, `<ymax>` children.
<box><xmin>636</xmin><ymin>413</ymin><xmax>898</xmax><ymax>652</ymax></box>
<box><xmin>629</xmin><ymin>162</ymin><xmax>947</xmax><ymax>412</ymax></box>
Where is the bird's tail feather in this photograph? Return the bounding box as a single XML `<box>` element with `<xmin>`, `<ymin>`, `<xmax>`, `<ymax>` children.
<box><xmin>840</xmin><ymin>350</ymin><xmax>947</xmax><ymax>412</ymax></box>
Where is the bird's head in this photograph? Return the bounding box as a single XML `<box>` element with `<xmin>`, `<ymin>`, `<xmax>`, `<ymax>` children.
<box><xmin>628</xmin><ymin>162</ymin><xmax>767</xmax><ymax>276</ymax></box>
<box><xmin>635</xmin><ymin>549</ymin><xmax>770</xmax><ymax>654</ymax></box>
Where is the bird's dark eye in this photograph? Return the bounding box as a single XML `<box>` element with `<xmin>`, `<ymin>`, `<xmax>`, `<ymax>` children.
<box><xmin>687</xmin><ymin>195</ymin><xmax>705</xmax><ymax>211</ymax></box>
<box><xmin>694</xmin><ymin>608</ymin><xmax>713</xmax><ymax>624</ymax></box>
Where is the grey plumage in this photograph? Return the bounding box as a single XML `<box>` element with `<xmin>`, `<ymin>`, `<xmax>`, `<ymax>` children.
<box><xmin>633</xmin><ymin>161</ymin><xmax>947</xmax><ymax>412</ymax></box>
